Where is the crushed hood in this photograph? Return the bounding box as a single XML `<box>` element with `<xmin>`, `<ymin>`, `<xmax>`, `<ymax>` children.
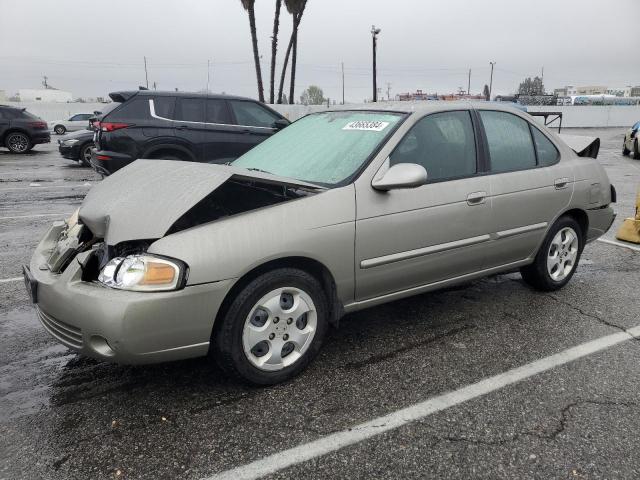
<box><xmin>558</xmin><ymin>134</ymin><xmax>600</xmax><ymax>158</ymax></box>
<box><xmin>79</xmin><ymin>159</ymin><xmax>321</xmax><ymax>245</ymax></box>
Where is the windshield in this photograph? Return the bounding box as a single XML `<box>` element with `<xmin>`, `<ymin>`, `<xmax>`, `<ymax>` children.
<box><xmin>232</xmin><ymin>110</ymin><xmax>405</xmax><ymax>186</ymax></box>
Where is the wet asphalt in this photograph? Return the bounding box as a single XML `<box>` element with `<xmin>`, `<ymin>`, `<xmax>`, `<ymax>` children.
<box><xmin>1</xmin><ymin>129</ymin><xmax>639</xmax><ymax>480</ymax></box>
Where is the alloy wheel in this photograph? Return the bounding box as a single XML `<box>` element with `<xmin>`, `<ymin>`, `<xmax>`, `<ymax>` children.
<box><xmin>7</xmin><ymin>133</ymin><xmax>29</xmax><ymax>153</ymax></box>
<box><xmin>242</xmin><ymin>287</ymin><xmax>317</xmax><ymax>371</ymax></box>
<box><xmin>547</xmin><ymin>227</ymin><xmax>579</xmax><ymax>281</ymax></box>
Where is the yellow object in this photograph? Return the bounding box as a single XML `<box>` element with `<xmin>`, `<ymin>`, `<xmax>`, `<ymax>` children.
<box><xmin>616</xmin><ymin>191</ymin><xmax>640</xmax><ymax>244</ymax></box>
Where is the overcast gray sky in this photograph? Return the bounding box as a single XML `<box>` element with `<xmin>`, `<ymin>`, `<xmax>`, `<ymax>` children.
<box><xmin>1</xmin><ymin>0</ymin><xmax>638</xmax><ymax>102</ymax></box>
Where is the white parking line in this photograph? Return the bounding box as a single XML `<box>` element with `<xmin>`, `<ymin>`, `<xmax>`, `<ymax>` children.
<box><xmin>0</xmin><ymin>277</ymin><xmax>22</xmax><ymax>284</ymax></box>
<box><xmin>0</xmin><ymin>213</ymin><xmax>71</xmax><ymax>221</ymax></box>
<box><xmin>206</xmin><ymin>324</ymin><xmax>640</xmax><ymax>480</ymax></box>
<box><xmin>598</xmin><ymin>238</ymin><xmax>640</xmax><ymax>252</ymax></box>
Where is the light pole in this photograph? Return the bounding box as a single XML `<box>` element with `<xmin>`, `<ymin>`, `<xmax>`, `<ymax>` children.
<box><xmin>371</xmin><ymin>25</ymin><xmax>381</xmax><ymax>102</ymax></box>
<box><xmin>489</xmin><ymin>61</ymin><xmax>496</xmax><ymax>100</ymax></box>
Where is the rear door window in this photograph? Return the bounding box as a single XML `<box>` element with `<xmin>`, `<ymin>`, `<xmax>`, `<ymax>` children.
<box><xmin>229</xmin><ymin>100</ymin><xmax>280</xmax><ymax>128</ymax></box>
<box><xmin>479</xmin><ymin>110</ymin><xmax>536</xmax><ymax>173</ymax></box>
<box><xmin>206</xmin><ymin>99</ymin><xmax>231</xmax><ymax>124</ymax></box>
<box><xmin>153</xmin><ymin>97</ymin><xmax>175</xmax><ymax>119</ymax></box>
<box><xmin>107</xmin><ymin>98</ymin><xmax>150</xmax><ymax>122</ymax></box>
<box><xmin>175</xmin><ymin>98</ymin><xmax>205</xmax><ymax>123</ymax></box>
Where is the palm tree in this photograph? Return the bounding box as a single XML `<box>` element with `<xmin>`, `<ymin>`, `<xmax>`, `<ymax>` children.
<box><xmin>277</xmin><ymin>0</ymin><xmax>307</xmax><ymax>104</ymax></box>
<box><xmin>269</xmin><ymin>0</ymin><xmax>282</xmax><ymax>104</ymax></box>
<box><xmin>240</xmin><ymin>0</ymin><xmax>265</xmax><ymax>102</ymax></box>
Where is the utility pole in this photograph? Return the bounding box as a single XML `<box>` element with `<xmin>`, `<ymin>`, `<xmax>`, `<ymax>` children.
<box><xmin>489</xmin><ymin>61</ymin><xmax>496</xmax><ymax>100</ymax></box>
<box><xmin>341</xmin><ymin>62</ymin><xmax>345</xmax><ymax>105</ymax></box>
<box><xmin>386</xmin><ymin>82</ymin><xmax>391</xmax><ymax>101</ymax></box>
<box><xmin>371</xmin><ymin>25</ymin><xmax>381</xmax><ymax>102</ymax></box>
<box><xmin>144</xmin><ymin>56</ymin><xmax>149</xmax><ymax>89</ymax></box>
<box><xmin>207</xmin><ymin>59</ymin><xmax>211</xmax><ymax>93</ymax></box>
<box><xmin>541</xmin><ymin>65</ymin><xmax>544</xmax><ymax>93</ymax></box>
<box><xmin>468</xmin><ymin>69</ymin><xmax>471</xmax><ymax>96</ymax></box>
<box><xmin>42</xmin><ymin>75</ymin><xmax>48</xmax><ymax>89</ymax></box>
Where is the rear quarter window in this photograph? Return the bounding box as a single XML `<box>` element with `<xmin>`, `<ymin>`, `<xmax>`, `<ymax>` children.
<box><xmin>107</xmin><ymin>98</ymin><xmax>150</xmax><ymax>122</ymax></box>
<box><xmin>531</xmin><ymin>127</ymin><xmax>559</xmax><ymax>166</ymax></box>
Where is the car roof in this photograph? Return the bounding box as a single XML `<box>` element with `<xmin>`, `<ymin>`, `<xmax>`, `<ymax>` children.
<box><xmin>109</xmin><ymin>90</ymin><xmax>257</xmax><ymax>102</ymax></box>
<box><xmin>313</xmin><ymin>100</ymin><xmax>529</xmax><ymax>116</ymax></box>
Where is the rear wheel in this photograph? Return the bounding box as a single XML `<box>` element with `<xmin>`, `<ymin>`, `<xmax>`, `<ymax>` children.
<box><xmin>213</xmin><ymin>268</ymin><xmax>329</xmax><ymax>385</ymax></box>
<box><xmin>520</xmin><ymin>216</ymin><xmax>583</xmax><ymax>291</ymax></box>
<box><xmin>54</xmin><ymin>125</ymin><xmax>66</xmax><ymax>135</ymax></box>
<box><xmin>5</xmin><ymin>132</ymin><xmax>32</xmax><ymax>154</ymax></box>
<box><xmin>634</xmin><ymin>140</ymin><xmax>640</xmax><ymax>160</ymax></box>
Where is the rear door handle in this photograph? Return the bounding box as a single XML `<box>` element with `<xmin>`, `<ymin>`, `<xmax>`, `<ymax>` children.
<box><xmin>466</xmin><ymin>191</ymin><xmax>487</xmax><ymax>206</ymax></box>
<box><xmin>176</xmin><ymin>125</ymin><xmax>189</xmax><ymax>130</ymax></box>
<box><xmin>554</xmin><ymin>177</ymin><xmax>570</xmax><ymax>189</ymax></box>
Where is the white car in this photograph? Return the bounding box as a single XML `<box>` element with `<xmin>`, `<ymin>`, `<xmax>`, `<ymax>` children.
<box><xmin>48</xmin><ymin>113</ymin><xmax>94</xmax><ymax>135</ymax></box>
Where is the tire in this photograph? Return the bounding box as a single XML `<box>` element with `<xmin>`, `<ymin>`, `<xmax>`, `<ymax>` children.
<box><xmin>54</xmin><ymin>125</ymin><xmax>66</xmax><ymax>135</ymax></box>
<box><xmin>520</xmin><ymin>216</ymin><xmax>583</xmax><ymax>292</ymax></box>
<box><xmin>634</xmin><ymin>140</ymin><xmax>640</xmax><ymax>160</ymax></box>
<box><xmin>79</xmin><ymin>143</ymin><xmax>93</xmax><ymax>166</ymax></box>
<box><xmin>213</xmin><ymin>268</ymin><xmax>329</xmax><ymax>385</ymax></box>
<box><xmin>147</xmin><ymin>151</ymin><xmax>186</xmax><ymax>161</ymax></box>
<box><xmin>622</xmin><ymin>140</ymin><xmax>630</xmax><ymax>156</ymax></box>
<box><xmin>5</xmin><ymin>132</ymin><xmax>32</xmax><ymax>154</ymax></box>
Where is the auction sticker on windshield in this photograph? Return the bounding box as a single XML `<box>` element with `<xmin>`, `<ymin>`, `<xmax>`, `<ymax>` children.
<box><xmin>342</xmin><ymin>120</ymin><xmax>390</xmax><ymax>131</ymax></box>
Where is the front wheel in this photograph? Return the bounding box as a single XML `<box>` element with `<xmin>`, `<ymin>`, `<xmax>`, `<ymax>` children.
<box><xmin>622</xmin><ymin>140</ymin><xmax>630</xmax><ymax>156</ymax></box>
<box><xmin>520</xmin><ymin>216</ymin><xmax>583</xmax><ymax>291</ymax></box>
<box><xmin>213</xmin><ymin>268</ymin><xmax>329</xmax><ymax>385</ymax></box>
<box><xmin>80</xmin><ymin>143</ymin><xmax>93</xmax><ymax>166</ymax></box>
<box><xmin>634</xmin><ymin>140</ymin><xmax>640</xmax><ymax>160</ymax></box>
<box><xmin>5</xmin><ymin>132</ymin><xmax>32</xmax><ymax>153</ymax></box>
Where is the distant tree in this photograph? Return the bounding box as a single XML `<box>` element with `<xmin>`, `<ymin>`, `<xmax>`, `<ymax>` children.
<box><xmin>300</xmin><ymin>85</ymin><xmax>325</xmax><ymax>105</ymax></box>
<box><xmin>240</xmin><ymin>0</ymin><xmax>265</xmax><ymax>102</ymax></box>
<box><xmin>277</xmin><ymin>0</ymin><xmax>308</xmax><ymax>104</ymax></box>
<box><xmin>483</xmin><ymin>84</ymin><xmax>490</xmax><ymax>101</ymax></box>
<box><xmin>269</xmin><ymin>0</ymin><xmax>282</xmax><ymax>104</ymax></box>
<box><xmin>518</xmin><ymin>76</ymin><xmax>545</xmax><ymax>96</ymax></box>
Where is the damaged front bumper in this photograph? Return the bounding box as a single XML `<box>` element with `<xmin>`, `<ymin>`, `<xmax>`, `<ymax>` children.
<box><xmin>26</xmin><ymin>223</ymin><xmax>234</xmax><ymax>364</ymax></box>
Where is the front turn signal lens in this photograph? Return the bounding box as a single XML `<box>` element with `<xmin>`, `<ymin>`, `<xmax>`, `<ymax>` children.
<box><xmin>143</xmin><ymin>262</ymin><xmax>177</xmax><ymax>285</ymax></box>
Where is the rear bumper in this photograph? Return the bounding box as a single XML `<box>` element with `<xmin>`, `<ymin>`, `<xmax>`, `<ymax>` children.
<box><xmin>586</xmin><ymin>205</ymin><xmax>616</xmax><ymax>242</ymax></box>
<box><xmin>32</xmin><ymin>131</ymin><xmax>51</xmax><ymax>144</ymax></box>
<box><xmin>27</xmin><ymin>224</ymin><xmax>234</xmax><ymax>364</ymax></box>
<box><xmin>90</xmin><ymin>149</ymin><xmax>134</xmax><ymax>176</ymax></box>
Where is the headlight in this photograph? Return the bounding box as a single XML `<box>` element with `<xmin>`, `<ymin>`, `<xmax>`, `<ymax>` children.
<box><xmin>98</xmin><ymin>255</ymin><xmax>185</xmax><ymax>292</ymax></box>
<box><xmin>63</xmin><ymin>139</ymin><xmax>80</xmax><ymax>145</ymax></box>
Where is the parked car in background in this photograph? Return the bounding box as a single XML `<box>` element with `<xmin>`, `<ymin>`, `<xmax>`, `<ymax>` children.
<box><xmin>91</xmin><ymin>90</ymin><xmax>290</xmax><ymax>176</ymax></box>
<box><xmin>49</xmin><ymin>113</ymin><xmax>94</xmax><ymax>135</ymax></box>
<box><xmin>622</xmin><ymin>121</ymin><xmax>640</xmax><ymax>159</ymax></box>
<box><xmin>0</xmin><ymin>105</ymin><xmax>50</xmax><ymax>153</ymax></box>
<box><xmin>58</xmin><ymin>129</ymin><xmax>94</xmax><ymax>166</ymax></box>
<box><xmin>26</xmin><ymin>103</ymin><xmax>615</xmax><ymax>385</ymax></box>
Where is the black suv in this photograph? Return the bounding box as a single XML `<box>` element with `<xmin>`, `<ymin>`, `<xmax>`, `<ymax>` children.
<box><xmin>91</xmin><ymin>91</ymin><xmax>290</xmax><ymax>175</ymax></box>
<box><xmin>0</xmin><ymin>105</ymin><xmax>50</xmax><ymax>153</ymax></box>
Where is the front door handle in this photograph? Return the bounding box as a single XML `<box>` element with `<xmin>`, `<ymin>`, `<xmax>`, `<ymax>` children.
<box><xmin>466</xmin><ymin>191</ymin><xmax>487</xmax><ymax>206</ymax></box>
<box><xmin>176</xmin><ymin>125</ymin><xmax>189</xmax><ymax>130</ymax></box>
<box><xmin>554</xmin><ymin>177</ymin><xmax>570</xmax><ymax>189</ymax></box>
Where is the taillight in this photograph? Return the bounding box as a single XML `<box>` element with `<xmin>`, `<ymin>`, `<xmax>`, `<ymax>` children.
<box><xmin>28</xmin><ymin>121</ymin><xmax>47</xmax><ymax>129</ymax></box>
<box><xmin>100</xmin><ymin>122</ymin><xmax>130</xmax><ymax>132</ymax></box>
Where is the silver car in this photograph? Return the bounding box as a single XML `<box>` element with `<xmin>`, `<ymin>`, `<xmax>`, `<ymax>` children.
<box><xmin>25</xmin><ymin>103</ymin><xmax>616</xmax><ymax>384</ymax></box>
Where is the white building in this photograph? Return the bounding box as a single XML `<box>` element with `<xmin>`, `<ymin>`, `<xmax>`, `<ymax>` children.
<box><xmin>18</xmin><ymin>88</ymin><xmax>72</xmax><ymax>102</ymax></box>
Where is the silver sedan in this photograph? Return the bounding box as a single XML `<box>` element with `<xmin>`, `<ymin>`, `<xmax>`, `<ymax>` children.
<box><xmin>25</xmin><ymin>103</ymin><xmax>616</xmax><ymax>384</ymax></box>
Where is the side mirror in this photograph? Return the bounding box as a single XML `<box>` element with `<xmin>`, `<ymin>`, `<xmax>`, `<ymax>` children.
<box><xmin>372</xmin><ymin>163</ymin><xmax>428</xmax><ymax>191</ymax></box>
<box><xmin>273</xmin><ymin>118</ymin><xmax>289</xmax><ymax>130</ymax></box>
